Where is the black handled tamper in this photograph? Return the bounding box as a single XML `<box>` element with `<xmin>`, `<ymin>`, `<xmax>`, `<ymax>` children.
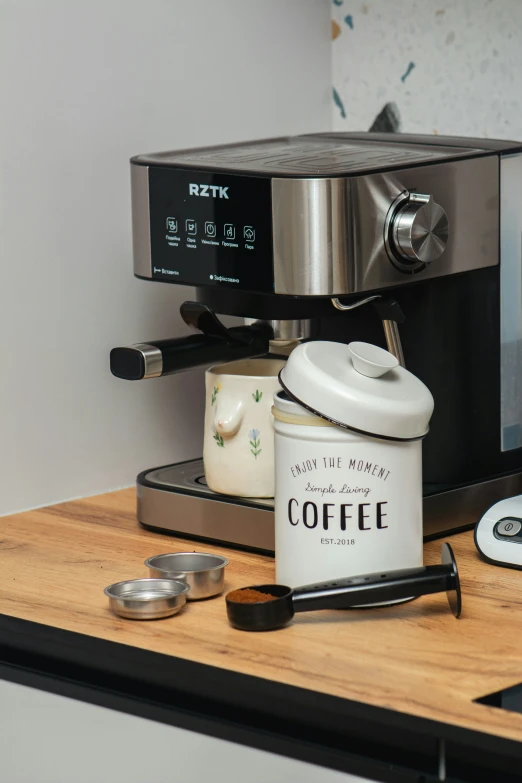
<box><xmin>226</xmin><ymin>542</ymin><xmax>461</xmax><ymax>631</ymax></box>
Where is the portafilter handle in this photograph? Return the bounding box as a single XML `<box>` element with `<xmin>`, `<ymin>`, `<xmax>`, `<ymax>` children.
<box><xmin>110</xmin><ymin>302</ymin><xmax>273</xmax><ymax>380</ymax></box>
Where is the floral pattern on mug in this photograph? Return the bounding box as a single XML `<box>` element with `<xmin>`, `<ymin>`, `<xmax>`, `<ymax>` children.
<box><xmin>212</xmin><ymin>425</ymin><xmax>224</xmax><ymax>448</ymax></box>
<box><xmin>249</xmin><ymin>429</ymin><xmax>261</xmax><ymax>459</ymax></box>
<box><xmin>211</xmin><ymin>384</ymin><xmax>220</xmax><ymax>406</ymax></box>
<box><xmin>252</xmin><ymin>389</ymin><xmax>263</xmax><ymax>402</ymax></box>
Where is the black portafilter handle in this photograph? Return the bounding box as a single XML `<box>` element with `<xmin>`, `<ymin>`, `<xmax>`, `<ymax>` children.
<box><xmin>226</xmin><ymin>543</ymin><xmax>461</xmax><ymax>631</ymax></box>
<box><xmin>110</xmin><ymin>302</ymin><xmax>273</xmax><ymax>380</ymax></box>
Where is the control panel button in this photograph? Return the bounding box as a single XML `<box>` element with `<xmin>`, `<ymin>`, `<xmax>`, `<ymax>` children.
<box><xmin>186</xmin><ymin>219</ymin><xmax>197</xmax><ymax>235</ymax></box>
<box><xmin>224</xmin><ymin>224</ymin><xmax>235</xmax><ymax>240</ymax></box>
<box><xmin>496</xmin><ymin>518</ymin><xmax>522</xmax><ymax>537</ymax></box>
<box><xmin>244</xmin><ymin>226</ymin><xmax>255</xmax><ymax>241</ymax></box>
<box><xmin>166</xmin><ymin>217</ymin><xmax>178</xmax><ymax>233</ymax></box>
<box><xmin>205</xmin><ymin>221</ymin><xmax>216</xmax><ymax>237</ymax></box>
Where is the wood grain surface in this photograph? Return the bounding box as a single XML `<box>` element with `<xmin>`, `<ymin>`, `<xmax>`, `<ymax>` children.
<box><xmin>1</xmin><ymin>489</ymin><xmax>522</xmax><ymax>744</ymax></box>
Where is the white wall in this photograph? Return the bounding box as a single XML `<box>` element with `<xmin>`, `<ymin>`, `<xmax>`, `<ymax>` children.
<box><xmin>0</xmin><ymin>0</ymin><xmax>331</xmax><ymax>515</ymax></box>
<box><xmin>332</xmin><ymin>0</ymin><xmax>522</xmax><ymax>138</ymax></box>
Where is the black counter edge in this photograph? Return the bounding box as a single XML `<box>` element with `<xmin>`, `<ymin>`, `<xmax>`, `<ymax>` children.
<box><xmin>0</xmin><ymin>613</ymin><xmax>520</xmax><ymax>783</ymax></box>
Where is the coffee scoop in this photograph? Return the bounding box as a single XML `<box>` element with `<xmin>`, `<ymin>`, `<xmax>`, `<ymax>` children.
<box><xmin>226</xmin><ymin>542</ymin><xmax>461</xmax><ymax>631</ymax></box>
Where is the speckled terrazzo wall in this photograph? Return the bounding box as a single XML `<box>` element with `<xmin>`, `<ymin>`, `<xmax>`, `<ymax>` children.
<box><xmin>332</xmin><ymin>0</ymin><xmax>522</xmax><ymax>139</ymax></box>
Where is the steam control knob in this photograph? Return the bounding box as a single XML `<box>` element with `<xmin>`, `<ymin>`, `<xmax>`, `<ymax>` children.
<box><xmin>390</xmin><ymin>193</ymin><xmax>449</xmax><ymax>267</ymax></box>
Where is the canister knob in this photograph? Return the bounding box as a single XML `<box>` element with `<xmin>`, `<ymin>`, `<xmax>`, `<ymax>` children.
<box><xmin>389</xmin><ymin>193</ymin><xmax>449</xmax><ymax>267</ymax></box>
<box><xmin>348</xmin><ymin>342</ymin><xmax>398</xmax><ymax>378</ymax></box>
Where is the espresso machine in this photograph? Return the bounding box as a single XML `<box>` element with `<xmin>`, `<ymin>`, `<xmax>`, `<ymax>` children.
<box><xmin>111</xmin><ymin>132</ymin><xmax>522</xmax><ymax>552</ymax></box>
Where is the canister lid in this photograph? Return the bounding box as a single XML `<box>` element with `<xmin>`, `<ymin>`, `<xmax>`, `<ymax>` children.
<box><xmin>279</xmin><ymin>341</ymin><xmax>434</xmax><ymax>441</ymax></box>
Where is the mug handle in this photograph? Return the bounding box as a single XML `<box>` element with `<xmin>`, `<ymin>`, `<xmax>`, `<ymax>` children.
<box><xmin>214</xmin><ymin>397</ymin><xmax>244</xmax><ymax>437</ymax></box>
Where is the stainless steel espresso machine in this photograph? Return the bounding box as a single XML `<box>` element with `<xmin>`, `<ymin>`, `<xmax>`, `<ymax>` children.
<box><xmin>111</xmin><ymin>132</ymin><xmax>522</xmax><ymax>552</ymax></box>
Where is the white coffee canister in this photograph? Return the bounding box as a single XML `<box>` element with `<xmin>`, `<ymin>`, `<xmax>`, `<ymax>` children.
<box><xmin>204</xmin><ymin>357</ymin><xmax>286</xmax><ymax>498</ymax></box>
<box><xmin>273</xmin><ymin>341</ymin><xmax>434</xmax><ymax>588</ymax></box>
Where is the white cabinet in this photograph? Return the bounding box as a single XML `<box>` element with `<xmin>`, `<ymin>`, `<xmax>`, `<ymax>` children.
<box><xmin>0</xmin><ymin>679</ymin><xmax>372</xmax><ymax>783</ymax></box>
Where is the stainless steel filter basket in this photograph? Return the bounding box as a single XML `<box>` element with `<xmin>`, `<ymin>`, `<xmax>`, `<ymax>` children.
<box><xmin>145</xmin><ymin>552</ymin><xmax>228</xmax><ymax>599</ymax></box>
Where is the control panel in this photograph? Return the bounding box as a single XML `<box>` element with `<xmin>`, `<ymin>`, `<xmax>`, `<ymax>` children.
<box><xmin>147</xmin><ymin>167</ymin><xmax>274</xmax><ymax>292</ymax></box>
<box><xmin>475</xmin><ymin>496</ymin><xmax>522</xmax><ymax>570</ymax></box>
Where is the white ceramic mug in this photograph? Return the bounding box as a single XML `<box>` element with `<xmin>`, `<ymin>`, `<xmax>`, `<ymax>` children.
<box><xmin>203</xmin><ymin>358</ymin><xmax>285</xmax><ymax>498</ymax></box>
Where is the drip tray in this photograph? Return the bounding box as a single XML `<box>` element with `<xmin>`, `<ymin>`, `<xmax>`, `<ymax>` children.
<box><xmin>137</xmin><ymin>458</ymin><xmax>522</xmax><ymax>554</ymax></box>
<box><xmin>137</xmin><ymin>459</ymin><xmax>275</xmax><ymax>553</ymax></box>
<box><xmin>146</xmin><ymin>461</ymin><xmax>274</xmax><ymax>508</ymax></box>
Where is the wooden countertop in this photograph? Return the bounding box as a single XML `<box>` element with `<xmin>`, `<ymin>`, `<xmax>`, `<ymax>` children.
<box><xmin>2</xmin><ymin>489</ymin><xmax>522</xmax><ymax>756</ymax></box>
